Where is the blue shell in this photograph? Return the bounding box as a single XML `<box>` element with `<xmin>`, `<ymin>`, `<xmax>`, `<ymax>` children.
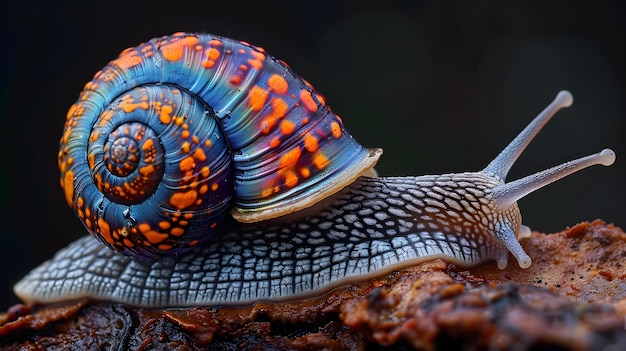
<box><xmin>58</xmin><ymin>32</ymin><xmax>381</xmax><ymax>258</ymax></box>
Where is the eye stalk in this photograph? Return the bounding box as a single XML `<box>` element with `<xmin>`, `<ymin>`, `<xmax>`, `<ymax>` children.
<box><xmin>483</xmin><ymin>90</ymin><xmax>616</xmax><ymax>269</ymax></box>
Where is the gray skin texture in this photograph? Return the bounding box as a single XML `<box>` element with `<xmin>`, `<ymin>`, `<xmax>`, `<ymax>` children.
<box><xmin>14</xmin><ymin>174</ymin><xmax>523</xmax><ymax>308</ymax></box>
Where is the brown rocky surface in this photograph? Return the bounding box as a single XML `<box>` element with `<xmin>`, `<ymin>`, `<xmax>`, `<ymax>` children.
<box><xmin>1</xmin><ymin>220</ymin><xmax>625</xmax><ymax>350</ymax></box>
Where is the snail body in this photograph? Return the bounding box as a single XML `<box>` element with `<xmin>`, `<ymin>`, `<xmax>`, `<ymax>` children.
<box><xmin>14</xmin><ymin>33</ymin><xmax>615</xmax><ymax>307</ymax></box>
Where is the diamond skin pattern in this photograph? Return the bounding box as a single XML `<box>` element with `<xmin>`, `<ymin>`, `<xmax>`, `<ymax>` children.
<box><xmin>15</xmin><ymin>174</ymin><xmax>519</xmax><ymax>307</ymax></box>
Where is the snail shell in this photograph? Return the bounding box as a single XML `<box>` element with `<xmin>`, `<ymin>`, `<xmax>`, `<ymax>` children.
<box><xmin>14</xmin><ymin>33</ymin><xmax>615</xmax><ymax>307</ymax></box>
<box><xmin>58</xmin><ymin>32</ymin><xmax>381</xmax><ymax>258</ymax></box>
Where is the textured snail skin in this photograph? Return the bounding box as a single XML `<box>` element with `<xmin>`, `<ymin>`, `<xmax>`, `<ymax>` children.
<box><xmin>16</xmin><ymin>174</ymin><xmax>521</xmax><ymax>307</ymax></box>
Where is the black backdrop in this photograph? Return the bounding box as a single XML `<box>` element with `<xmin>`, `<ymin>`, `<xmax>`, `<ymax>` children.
<box><xmin>1</xmin><ymin>1</ymin><xmax>624</xmax><ymax>309</ymax></box>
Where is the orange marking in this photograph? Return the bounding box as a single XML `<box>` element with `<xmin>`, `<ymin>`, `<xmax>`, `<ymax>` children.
<box><xmin>161</xmin><ymin>36</ymin><xmax>199</xmax><ymax>62</ymax></box>
<box><xmin>300</xmin><ymin>167</ymin><xmax>311</xmax><ymax>178</ymax></box>
<box><xmin>144</xmin><ymin>229</ymin><xmax>168</xmax><ymax>244</ymax></box>
<box><xmin>284</xmin><ymin>170</ymin><xmax>298</xmax><ymax>188</ymax></box>
<box><xmin>184</xmin><ymin>213</ymin><xmax>193</xmax><ymax>219</ymax></box>
<box><xmin>158</xmin><ymin>221</ymin><xmax>171</xmax><ymax>230</ymax></box>
<box><xmin>181</xmin><ymin>130</ymin><xmax>190</xmax><ymax>139</ymax></box>
<box><xmin>279</xmin><ymin>147</ymin><xmax>302</xmax><ymax>169</ymax></box>
<box><xmin>142</xmin><ymin>138</ymin><xmax>154</xmax><ymax>151</ymax></box>
<box><xmin>139</xmin><ymin>165</ymin><xmax>155</xmax><ymax>177</ymax></box>
<box><xmin>181</xmin><ymin>141</ymin><xmax>191</xmax><ymax>153</ymax></box>
<box><xmin>159</xmin><ymin>105</ymin><xmax>173</xmax><ymax>124</ymax></box>
<box><xmin>261</xmin><ymin>117</ymin><xmax>279</xmax><ymax>134</ymax></box>
<box><xmin>303</xmin><ymin>133</ymin><xmax>319</xmax><ymax>152</ymax></box>
<box><xmin>206</xmin><ymin>47</ymin><xmax>220</xmax><ymax>60</ymax></box>
<box><xmin>330</xmin><ymin>121</ymin><xmax>342</xmax><ymax>138</ymax></box>
<box><xmin>122</xmin><ymin>238</ymin><xmax>134</xmax><ymax>248</ymax></box>
<box><xmin>201</xmin><ymin>166</ymin><xmax>210</xmax><ymax>178</ymax></box>
<box><xmin>97</xmin><ymin>218</ymin><xmax>114</xmax><ymax>245</ymax></box>
<box><xmin>270</xmin><ymin>137</ymin><xmax>280</xmax><ymax>148</ymax></box>
<box><xmin>251</xmin><ymin>50</ymin><xmax>265</xmax><ymax>60</ymax></box>
<box><xmin>248</xmin><ymin>86</ymin><xmax>268</xmax><ymax>111</ymax></box>
<box><xmin>170</xmin><ymin>190</ymin><xmax>198</xmax><ymax>210</ymax></box>
<box><xmin>193</xmin><ymin>148</ymin><xmax>206</xmax><ymax>161</ymax></box>
<box><xmin>268</xmin><ymin>74</ymin><xmax>288</xmax><ymax>94</ymax></box>
<box><xmin>179</xmin><ymin>156</ymin><xmax>195</xmax><ymax>171</ymax></box>
<box><xmin>280</xmin><ymin>120</ymin><xmax>295</xmax><ymax>135</ymax></box>
<box><xmin>230</xmin><ymin>75</ymin><xmax>242</xmax><ymax>85</ymax></box>
<box><xmin>299</xmin><ymin>90</ymin><xmax>317</xmax><ymax>112</ymax></box>
<box><xmin>315</xmin><ymin>93</ymin><xmax>326</xmax><ymax>105</ymax></box>
<box><xmin>202</xmin><ymin>60</ymin><xmax>215</xmax><ymax>69</ymax></box>
<box><xmin>63</xmin><ymin>170</ymin><xmax>75</xmax><ymax>205</ymax></box>
<box><xmin>209</xmin><ymin>39</ymin><xmax>223</xmax><ymax>47</ymax></box>
<box><xmin>211</xmin><ymin>183</ymin><xmax>219</xmax><ymax>191</ymax></box>
<box><xmin>313</xmin><ymin>153</ymin><xmax>330</xmax><ymax>170</ymax></box>
<box><xmin>121</xmin><ymin>101</ymin><xmax>149</xmax><ymax>113</ymax></box>
<box><xmin>158</xmin><ymin>244</ymin><xmax>173</xmax><ymax>251</ymax></box>
<box><xmin>204</xmin><ymin>139</ymin><xmax>212</xmax><ymax>147</ymax></box>
<box><xmin>261</xmin><ymin>188</ymin><xmax>273</xmax><ymax>198</ymax></box>
<box><xmin>199</xmin><ymin>184</ymin><xmax>209</xmax><ymax>194</ymax></box>
<box><xmin>170</xmin><ymin>227</ymin><xmax>185</xmax><ymax>236</ymax></box>
<box><xmin>113</xmin><ymin>50</ymin><xmax>143</xmax><ymax>70</ymax></box>
<box><xmin>189</xmin><ymin>240</ymin><xmax>199</xmax><ymax>246</ymax></box>
<box><xmin>247</xmin><ymin>59</ymin><xmax>263</xmax><ymax>70</ymax></box>
<box><xmin>269</xmin><ymin>97</ymin><xmax>288</xmax><ymax>118</ymax></box>
<box><xmin>88</xmin><ymin>152</ymin><xmax>95</xmax><ymax>169</ymax></box>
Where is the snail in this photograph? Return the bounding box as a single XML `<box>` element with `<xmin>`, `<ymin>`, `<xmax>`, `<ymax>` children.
<box><xmin>14</xmin><ymin>32</ymin><xmax>615</xmax><ymax>308</ymax></box>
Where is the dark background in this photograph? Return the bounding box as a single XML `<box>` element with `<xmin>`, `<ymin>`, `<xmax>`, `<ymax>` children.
<box><xmin>1</xmin><ymin>1</ymin><xmax>624</xmax><ymax>309</ymax></box>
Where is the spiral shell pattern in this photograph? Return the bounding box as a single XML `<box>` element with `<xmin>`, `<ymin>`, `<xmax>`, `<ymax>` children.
<box><xmin>58</xmin><ymin>32</ymin><xmax>381</xmax><ymax>258</ymax></box>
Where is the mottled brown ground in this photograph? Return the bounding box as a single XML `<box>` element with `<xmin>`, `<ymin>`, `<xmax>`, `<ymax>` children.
<box><xmin>2</xmin><ymin>220</ymin><xmax>625</xmax><ymax>350</ymax></box>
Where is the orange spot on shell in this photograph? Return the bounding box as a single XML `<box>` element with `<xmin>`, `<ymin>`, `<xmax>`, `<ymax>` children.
<box><xmin>268</xmin><ymin>74</ymin><xmax>288</xmax><ymax>94</ymax></box>
<box><xmin>331</xmin><ymin>121</ymin><xmax>342</xmax><ymax>138</ymax></box>
<box><xmin>300</xmin><ymin>168</ymin><xmax>311</xmax><ymax>178</ymax></box>
<box><xmin>170</xmin><ymin>227</ymin><xmax>185</xmax><ymax>236</ymax></box>
<box><xmin>181</xmin><ymin>141</ymin><xmax>191</xmax><ymax>153</ymax></box>
<box><xmin>159</xmin><ymin>105</ymin><xmax>173</xmax><ymax>124</ymax></box>
<box><xmin>62</xmin><ymin>170</ymin><xmax>75</xmax><ymax>205</ymax></box>
<box><xmin>170</xmin><ymin>190</ymin><xmax>198</xmax><ymax>210</ymax></box>
<box><xmin>284</xmin><ymin>171</ymin><xmax>298</xmax><ymax>188</ymax></box>
<box><xmin>303</xmin><ymin>133</ymin><xmax>319</xmax><ymax>153</ymax></box>
<box><xmin>97</xmin><ymin>219</ymin><xmax>114</xmax><ymax>245</ymax></box>
<box><xmin>114</xmin><ymin>50</ymin><xmax>143</xmax><ymax>70</ymax></box>
<box><xmin>161</xmin><ymin>36</ymin><xmax>199</xmax><ymax>62</ymax></box>
<box><xmin>158</xmin><ymin>244</ymin><xmax>173</xmax><ymax>251</ymax></box>
<box><xmin>139</xmin><ymin>165</ymin><xmax>155</xmax><ymax>177</ymax></box>
<box><xmin>279</xmin><ymin>147</ymin><xmax>302</xmax><ymax>169</ymax></box>
<box><xmin>248</xmin><ymin>86</ymin><xmax>269</xmax><ymax>111</ymax></box>
<box><xmin>193</xmin><ymin>148</ymin><xmax>206</xmax><ymax>162</ymax></box>
<box><xmin>248</xmin><ymin>59</ymin><xmax>263</xmax><ymax>70</ymax></box>
<box><xmin>300</xmin><ymin>90</ymin><xmax>317</xmax><ymax>112</ymax></box>
<box><xmin>280</xmin><ymin>120</ymin><xmax>295</xmax><ymax>135</ymax></box>
<box><xmin>179</xmin><ymin>156</ymin><xmax>195</xmax><ymax>171</ymax></box>
<box><xmin>313</xmin><ymin>153</ymin><xmax>330</xmax><ymax>170</ymax></box>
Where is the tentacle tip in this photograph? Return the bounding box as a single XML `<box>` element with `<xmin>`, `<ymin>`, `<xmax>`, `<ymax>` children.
<box><xmin>555</xmin><ymin>90</ymin><xmax>573</xmax><ymax>108</ymax></box>
<box><xmin>599</xmin><ymin>148</ymin><xmax>616</xmax><ymax>166</ymax></box>
<box><xmin>516</xmin><ymin>255</ymin><xmax>532</xmax><ymax>269</ymax></box>
<box><xmin>517</xmin><ymin>224</ymin><xmax>532</xmax><ymax>239</ymax></box>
